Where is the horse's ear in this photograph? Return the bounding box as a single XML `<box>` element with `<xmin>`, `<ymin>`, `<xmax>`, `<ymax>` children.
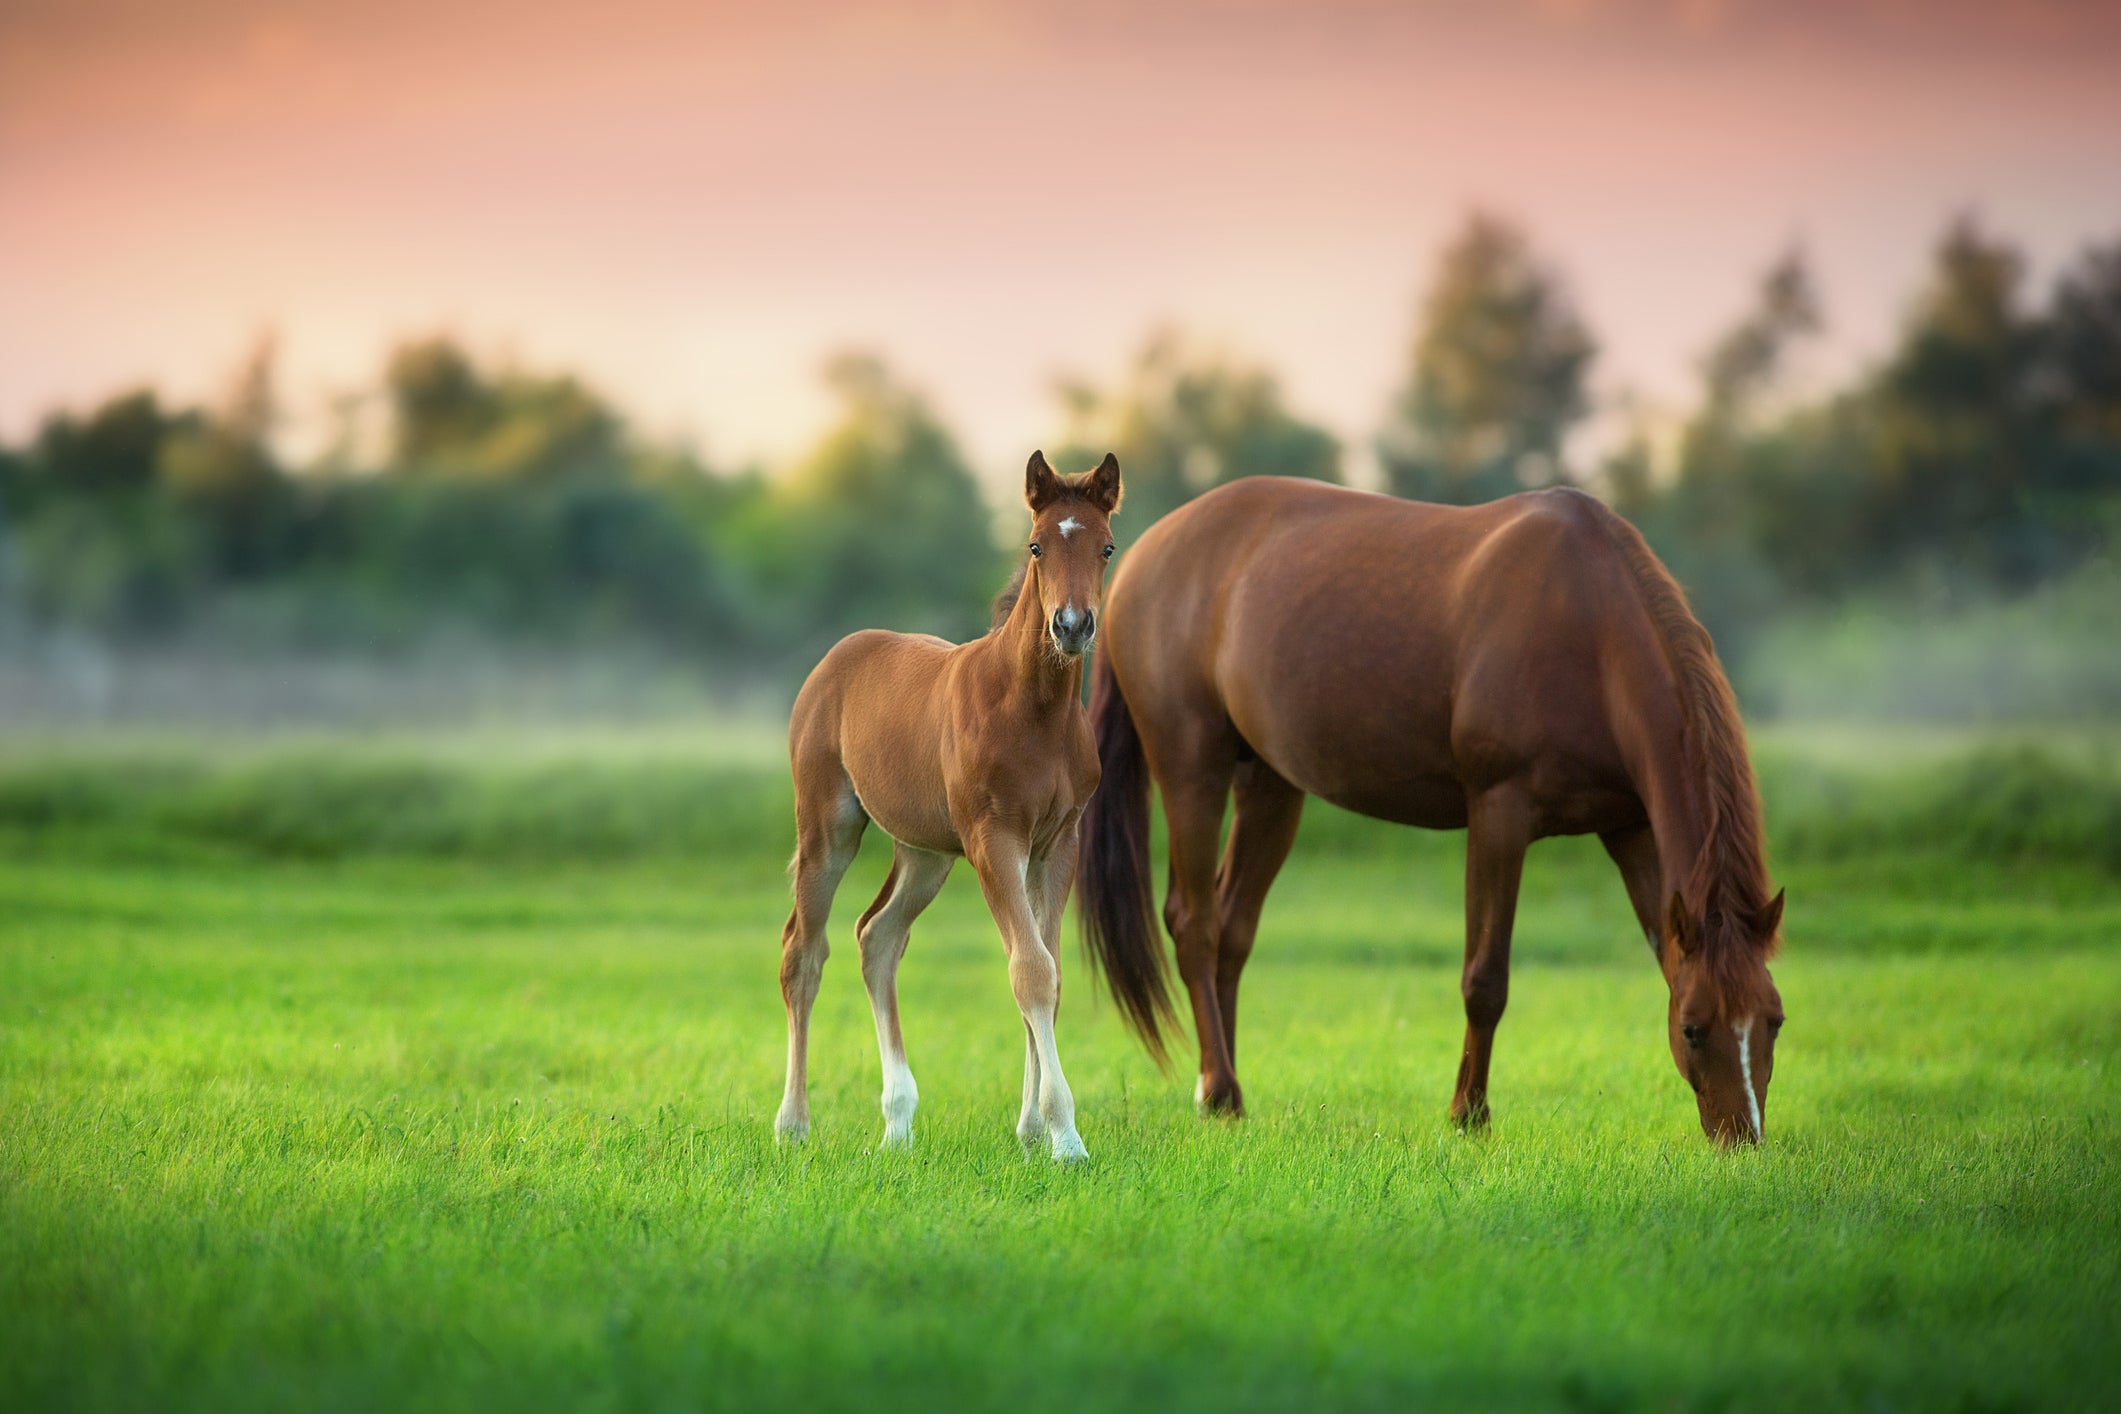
<box><xmin>1025</xmin><ymin>450</ymin><xmax>1063</xmax><ymax>512</ymax></box>
<box><xmin>1087</xmin><ymin>452</ymin><xmax>1123</xmax><ymax>514</ymax></box>
<box><xmin>1664</xmin><ymin>893</ymin><xmax>1698</xmax><ymax>956</ymax></box>
<box><xmin>1756</xmin><ymin>889</ymin><xmax>1785</xmax><ymax>939</ymax></box>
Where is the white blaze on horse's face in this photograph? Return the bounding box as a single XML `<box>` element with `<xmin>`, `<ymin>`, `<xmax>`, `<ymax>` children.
<box><xmin>1661</xmin><ymin>896</ymin><xmax>1784</xmax><ymax>1145</ymax></box>
<box><xmin>1668</xmin><ymin>984</ymin><xmax>1782</xmax><ymax>1145</ymax></box>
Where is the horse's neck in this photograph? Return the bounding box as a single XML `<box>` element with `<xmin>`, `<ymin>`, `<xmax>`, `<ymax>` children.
<box><xmin>985</xmin><ymin>575</ymin><xmax>1082</xmax><ymax>712</ymax></box>
<box><xmin>1612</xmin><ymin>654</ymin><xmax>1718</xmax><ymax>910</ymax></box>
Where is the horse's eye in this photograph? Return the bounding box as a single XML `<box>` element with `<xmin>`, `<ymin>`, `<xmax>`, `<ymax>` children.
<box><xmin>1768</xmin><ymin>1016</ymin><xmax>1785</xmax><ymax>1035</ymax></box>
<box><xmin>1682</xmin><ymin>1023</ymin><xmax>1708</xmax><ymax>1049</ymax></box>
<box><xmin>1028</xmin><ymin>543</ymin><xmax>1042</xmax><ymax>559</ymax></box>
<box><xmin>1101</xmin><ymin>543</ymin><xmax>1115</xmax><ymax>561</ymax></box>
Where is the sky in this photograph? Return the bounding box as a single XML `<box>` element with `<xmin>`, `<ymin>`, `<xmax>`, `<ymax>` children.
<box><xmin>5</xmin><ymin>0</ymin><xmax>2120</xmax><ymax>487</ymax></box>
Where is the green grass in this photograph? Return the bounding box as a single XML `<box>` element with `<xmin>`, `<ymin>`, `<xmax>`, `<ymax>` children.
<box><xmin>2</xmin><ymin>728</ymin><xmax>2117</xmax><ymax>1412</ymax></box>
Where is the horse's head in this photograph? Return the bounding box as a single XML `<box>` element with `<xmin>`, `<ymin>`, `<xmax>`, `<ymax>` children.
<box><xmin>1659</xmin><ymin>890</ymin><xmax>1785</xmax><ymax>1145</ymax></box>
<box><xmin>1023</xmin><ymin>450</ymin><xmax>1122</xmax><ymax>658</ymax></box>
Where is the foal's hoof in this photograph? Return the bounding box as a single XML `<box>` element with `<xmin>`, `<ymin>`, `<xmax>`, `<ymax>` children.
<box><xmin>879</xmin><ymin>1126</ymin><xmax>914</xmax><ymax>1152</ymax></box>
<box><xmin>774</xmin><ymin>1118</ymin><xmax>810</xmax><ymax>1145</ymax></box>
<box><xmin>1049</xmin><ymin>1129</ymin><xmax>1090</xmax><ymax>1165</ymax></box>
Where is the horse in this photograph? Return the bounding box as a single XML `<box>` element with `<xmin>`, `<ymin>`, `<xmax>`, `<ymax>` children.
<box><xmin>1076</xmin><ymin>476</ymin><xmax>1786</xmax><ymax>1144</ymax></box>
<box><xmin>774</xmin><ymin>450</ymin><xmax>1124</xmax><ymax>1161</ymax></box>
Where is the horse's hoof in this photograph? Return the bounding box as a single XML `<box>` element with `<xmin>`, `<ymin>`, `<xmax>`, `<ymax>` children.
<box><xmin>879</xmin><ymin>1126</ymin><xmax>913</xmax><ymax>1151</ymax></box>
<box><xmin>775</xmin><ymin>1119</ymin><xmax>810</xmax><ymax>1145</ymax></box>
<box><xmin>1049</xmin><ymin>1130</ymin><xmax>1090</xmax><ymax>1164</ymax></box>
<box><xmin>1451</xmin><ymin>1101</ymin><xmax>1491</xmax><ymax>1132</ymax></box>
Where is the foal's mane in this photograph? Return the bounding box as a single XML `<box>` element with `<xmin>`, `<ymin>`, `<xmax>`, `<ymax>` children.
<box><xmin>990</xmin><ymin>563</ymin><xmax>1028</xmax><ymax>631</ymax></box>
<box><xmin>1592</xmin><ymin>501</ymin><xmax>1779</xmax><ymax>988</ymax></box>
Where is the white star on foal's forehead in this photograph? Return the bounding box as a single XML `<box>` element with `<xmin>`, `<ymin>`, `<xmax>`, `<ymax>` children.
<box><xmin>1058</xmin><ymin>517</ymin><xmax>1081</xmax><ymax>538</ymax></box>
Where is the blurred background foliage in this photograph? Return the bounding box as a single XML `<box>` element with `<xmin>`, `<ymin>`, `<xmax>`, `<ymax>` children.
<box><xmin>2</xmin><ymin>212</ymin><xmax>2116</xmax><ymax>722</ymax></box>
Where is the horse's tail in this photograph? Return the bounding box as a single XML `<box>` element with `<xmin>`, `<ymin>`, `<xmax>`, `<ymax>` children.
<box><xmin>1077</xmin><ymin>652</ymin><xmax>1177</xmax><ymax>1069</ymax></box>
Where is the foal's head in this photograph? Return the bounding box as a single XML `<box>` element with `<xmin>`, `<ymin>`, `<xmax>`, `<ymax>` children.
<box><xmin>1021</xmin><ymin>450</ymin><xmax>1123</xmax><ymax>658</ymax></box>
<box><xmin>1659</xmin><ymin>891</ymin><xmax>1785</xmax><ymax>1145</ymax></box>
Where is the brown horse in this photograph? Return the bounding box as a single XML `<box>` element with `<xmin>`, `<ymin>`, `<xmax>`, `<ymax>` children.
<box><xmin>1078</xmin><ymin>477</ymin><xmax>1785</xmax><ymax>1143</ymax></box>
<box><xmin>775</xmin><ymin>451</ymin><xmax>1123</xmax><ymax>1161</ymax></box>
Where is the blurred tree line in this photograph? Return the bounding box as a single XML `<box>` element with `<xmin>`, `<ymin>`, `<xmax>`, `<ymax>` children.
<box><xmin>0</xmin><ymin>338</ymin><xmax>1004</xmax><ymax>678</ymax></box>
<box><xmin>2</xmin><ymin>212</ymin><xmax>2115</xmax><ymax>703</ymax></box>
<box><xmin>1376</xmin><ymin>213</ymin><xmax>2120</xmax><ymax>681</ymax></box>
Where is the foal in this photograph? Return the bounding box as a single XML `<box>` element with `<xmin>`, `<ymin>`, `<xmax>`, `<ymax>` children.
<box><xmin>774</xmin><ymin>451</ymin><xmax>1123</xmax><ymax>1161</ymax></box>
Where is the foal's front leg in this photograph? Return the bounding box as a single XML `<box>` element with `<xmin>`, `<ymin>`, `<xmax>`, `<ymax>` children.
<box><xmin>971</xmin><ymin>833</ymin><xmax>1087</xmax><ymax>1163</ymax></box>
<box><xmin>1014</xmin><ymin>835</ymin><xmax>1079</xmax><ymax>1152</ymax></box>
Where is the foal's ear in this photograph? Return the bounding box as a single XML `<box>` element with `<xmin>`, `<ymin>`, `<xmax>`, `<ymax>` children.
<box><xmin>1086</xmin><ymin>452</ymin><xmax>1123</xmax><ymax>514</ymax></box>
<box><xmin>1025</xmin><ymin>450</ymin><xmax>1064</xmax><ymax>512</ymax></box>
<box><xmin>1664</xmin><ymin>893</ymin><xmax>1699</xmax><ymax>956</ymax></box>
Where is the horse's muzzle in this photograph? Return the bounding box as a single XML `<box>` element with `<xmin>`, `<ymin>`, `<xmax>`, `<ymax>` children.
<box><xmin>1050</xmin><ymin>606</ymin><xmax>1096</xmax><ymax>656</ymax></box>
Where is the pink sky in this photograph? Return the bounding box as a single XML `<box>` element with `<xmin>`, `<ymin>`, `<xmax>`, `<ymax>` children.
<box><xmin>5</xmin><ymin>0</ymin><xmax>2120</xmax><ymax>485</ymax></box>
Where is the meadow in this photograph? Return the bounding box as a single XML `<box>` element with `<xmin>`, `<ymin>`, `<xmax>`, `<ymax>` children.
<box><xmin>1</xmin><ymin>725</ymin><xmax>2116</xmax><ymax>1412</ymax></box>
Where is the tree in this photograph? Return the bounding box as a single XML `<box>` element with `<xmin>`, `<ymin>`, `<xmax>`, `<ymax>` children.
<box><xmin>1380</xmin><ymin>213</ymin><xmax>1596</xmax><ymax>504</ymax></box>
<box><xmin>1053</xmin><ymin>326</ymin><xmax>1338</xmax><ymax>539</ymax></box>
<box><xmin>1697</xmin><ymin>248</ymin><xmax>1823</xmax><ymax>421</ymax></box>
<box><xmin>2047</xmin><ymin>239</ymin><xmax>2121</xmax><ymax>442</ymax></box>
<box><xmin>765</xmin><ymin>352</ymin><xmax>1002</xmax><ymax>648</ymax></box>
<box><xmin>1865</xmin><ymin>216</ymin><xmax>2053</xmax><ymax>584</ymax></box>
<box><xmin>384</xmin><ymin>336</ymin><xmax>627</xmax><ymax>482</ymax></box>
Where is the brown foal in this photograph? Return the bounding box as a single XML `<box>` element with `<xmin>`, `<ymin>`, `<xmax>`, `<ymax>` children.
<box><xmin>775</xmin><ymin>451</ymin><xmax>1123</xmax><ymax>1160</ymax></box>
<box><xmin>1078</xmin><ymin>477</ymin><xmax>1786</xmax><ymax>1144</ymax></box>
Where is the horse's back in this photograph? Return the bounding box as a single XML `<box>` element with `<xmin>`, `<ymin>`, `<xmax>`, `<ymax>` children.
<box><xmin>790</xmin><ymin>628</ymin><xmax>961</xmax><ymax>848</ymax></box>
<box><xmin>1106</xmin><ymin>479</ymin><xmax>1665</xmax><ymax>831</ymax></box>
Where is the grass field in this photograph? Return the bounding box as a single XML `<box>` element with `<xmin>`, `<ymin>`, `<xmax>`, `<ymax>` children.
<box><xmin>2</xmin><ymin>726</ymin><xmax>2117</xmax><ymax>1412</ymax></box>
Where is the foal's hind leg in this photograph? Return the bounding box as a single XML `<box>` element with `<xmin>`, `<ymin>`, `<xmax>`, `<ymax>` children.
<box><xmin>1450</xmin><ymin>787</ymin><xmax>1532</xmax><ymax>1131</ymax></box>
<box><xmin>855</xmin><ymin>844</ymin><xmax>953</xmax><ymax>1149</ymax></box>
<box><xmin>775</xmin><ymin>777</ymin><xmax>866</xmax><ymax>1143</ymax></box>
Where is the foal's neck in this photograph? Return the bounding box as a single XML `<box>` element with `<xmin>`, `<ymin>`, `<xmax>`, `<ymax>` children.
<box><xmin>991</xmin><ymin>565</ymin><xmax>1083</xmax><ymax>711</ymax></box>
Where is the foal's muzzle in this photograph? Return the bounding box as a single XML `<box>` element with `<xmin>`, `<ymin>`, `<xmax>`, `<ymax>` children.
<box><xmin>1050</xmin><ymin>606</ymin><xmax>1096</xmax><ymax>656</ymax></box>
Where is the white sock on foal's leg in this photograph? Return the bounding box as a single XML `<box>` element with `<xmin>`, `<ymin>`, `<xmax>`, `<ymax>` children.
<box><xmin>879</xmin><ymin>1050</ymin><xmax>918</xmax><ymax>1149</ymax></box>
<box><xmin>1016</xmin><ymin>1028</ymin><xmax>1046</xmax><ymax>1151</ymax></box>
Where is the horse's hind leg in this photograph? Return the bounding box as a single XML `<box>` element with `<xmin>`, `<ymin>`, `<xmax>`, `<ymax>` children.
<box><xmin>856</xmin><ymin>844</ymin><xmax>953</xmax><ymax>1149</ymax></box>
<box><xmin>1451</xmin><ymin>787</ymin><xmax>1532</xmax><ymax>1130</ymax></box>
<box><xmin>1212</xmin><ymin>761</ymin><xmax>1305</xmax><ymax>1094</ymax></box>
<box><xmin>1161</xmin><ymin>768</ymin><xmax>1239</xmax><ymax>1114</ymax></box>
<box><xmin>774</xmin><ymin>774</ymin><xmax>866</xmax><ymax>1144</ymax></box>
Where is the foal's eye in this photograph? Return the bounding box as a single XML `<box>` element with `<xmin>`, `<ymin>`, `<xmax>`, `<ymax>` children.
<box><xmin>1028</xmin><ymin>543</ymin><xmax>1042</xmax><ymax>559</ymax></box>
<box><xmin>1101</xmin><ymin>543</ymin><xmax>1115</xmax><ymax>561</ymax></box>
<box><xmin>1682</xmin><ymin>1023</ymin><xmax>1708</xmax><ymax>1050</ymax></box>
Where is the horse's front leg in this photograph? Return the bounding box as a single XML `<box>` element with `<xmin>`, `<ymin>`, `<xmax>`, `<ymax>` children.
<box><xmin>1451</xmin><ymin>787</ymin><xmax>1532</xmax><ymax>1130</ymax></box>
<box><xmin>970</xmin><ymin>830</ymin><xmax>1086</xmax><ymax>1163</ymax></box>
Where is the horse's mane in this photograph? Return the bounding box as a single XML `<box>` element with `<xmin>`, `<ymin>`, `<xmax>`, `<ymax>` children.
<box><xmin>990</xmin><ymin>562</ymin><xmax>1028</xmax><ymax>631</ymax></box>
<box><xmin>1591</xmin><ymin>500</ymin><xmax>1779</xmax><ymax>992</ymax></box>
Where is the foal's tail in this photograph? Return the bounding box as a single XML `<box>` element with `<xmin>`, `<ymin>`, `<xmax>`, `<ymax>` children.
<box><xmin>1077</xmin><ymin>652</ymin><xmax>1178</xmax><ymax>1069</ymax></box>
